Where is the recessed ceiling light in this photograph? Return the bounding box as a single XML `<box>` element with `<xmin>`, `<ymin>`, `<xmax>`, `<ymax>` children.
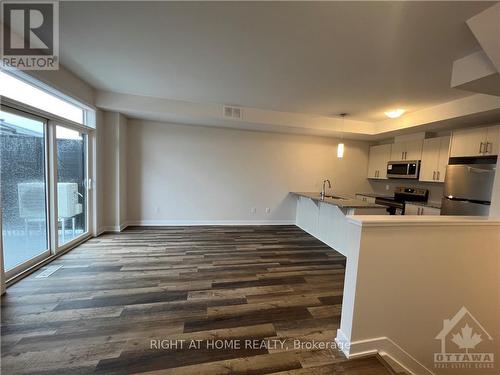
<box><xmin>384</xmin><ymin>109</ymin><xmax>405</xmax><ymax>119</ymax></box>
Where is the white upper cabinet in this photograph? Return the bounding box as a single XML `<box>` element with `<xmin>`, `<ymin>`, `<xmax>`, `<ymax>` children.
<box><xmin>420</xmin><ymin>138</ymin><xmax>440</xmax><ymax>182</ymax></box>
<box><xmin>436</xmin><ymin>137</ymin><xmax>451</xmax><ymax>182</ymax></box>
<box><xmin>367</xmin><ymin>144</ymin><xmax>391</xmax><ymax>179</ymax></box>
<box><xmin>390</xmin><ymin>140</ymin><xmax>423</xmax><ymax>161</ymax></box>
<box><xmin>450</xmin><ymin>125</ymin><xmax>499</xmax><ymax>157</ymax></box>
<box><xmin>420</xmin><ymin>136</ymin><xmax>450</xmax><ymax>183</ymax></box>
<box><xmin>390</xmin><ymin>142</ymin><xmax>406</xmax><ymax>161</ymax></box>
<box><xmin>485</xmin><ymin>126</ymin><xmax>499</xmax><ymax>156</ymax></box>
<box><xmin>406</xmin><ymin>140</ymin><xmax>424</xmax><ymax>160</ymax></box>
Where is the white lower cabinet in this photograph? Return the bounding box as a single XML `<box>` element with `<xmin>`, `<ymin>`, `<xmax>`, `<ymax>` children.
<box><xmin>355</xmin><ymin>194</ymin><xmax>376</xmax><ymax>203</ymax></box>
<box><xmin>405</xmin><ymin>203</ymin><xmax>441</xmax><ymax>216</ymax></box>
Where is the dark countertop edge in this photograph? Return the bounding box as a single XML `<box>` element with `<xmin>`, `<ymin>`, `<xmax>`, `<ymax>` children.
<box><xmin>406</xmin><ymin>201</ymin><xmax>442</xmax><ymax>209</ymax></box>
<box><xmin>355</xmin><ymin>192</ymin><xmax>393</xmax><ymax>199</ymax></box>
<box><xmin>356</xmin><ymin>193</ymin><xmax>442</xmax><ymax>209</ymax></box>
<box><xmin>291</xmin><ymin>192</ymin><xmax>385</xmax><ymax>209</ymax></box>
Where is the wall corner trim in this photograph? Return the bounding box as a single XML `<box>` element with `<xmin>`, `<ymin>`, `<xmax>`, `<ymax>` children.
<box><xmin>336</xmin><ymin>331</ymin><xmax>435</xmax><ymax>375</ymax></box>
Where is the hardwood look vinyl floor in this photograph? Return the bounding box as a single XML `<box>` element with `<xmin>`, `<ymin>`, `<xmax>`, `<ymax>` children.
<box><xmin>1</xmin><ymin>226</ymin><xmax>392</xmax><ymax>375</ymax></box>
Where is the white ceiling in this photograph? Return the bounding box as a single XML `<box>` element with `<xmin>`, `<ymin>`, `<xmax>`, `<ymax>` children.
<box><xmin>60</xmin><ymin>1</ymin><xmax>496</xmax><ymax>122</ymax></box>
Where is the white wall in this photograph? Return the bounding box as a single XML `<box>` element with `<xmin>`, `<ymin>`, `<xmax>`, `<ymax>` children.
<box><xmin>95</xmin><ymin>109</ymin><xmax>104</xmax><ymax>233</ymax></box>
<box><xmin>126</xmin><ymin>120</ymin><xmax>372</xmax><ymax>224</ymax></box>
<box><xmin>98</xmin><ymin>111</ymin><xmax>128</xmax><ymax>232</ymax></box>
<box><xmin>118</xmin><ymin>114</ymin><xmax>128</xmax><ymax>227</ymax></box>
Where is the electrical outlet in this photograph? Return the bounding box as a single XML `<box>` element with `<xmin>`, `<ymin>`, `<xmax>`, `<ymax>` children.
<box><xmin>250</xmin><ymin>207</ymin><xmax>257</xmax><ymax>214</ymax></box>
<box><xmin>265</xmin><ymin>207</ymin><xmax>271</xmax><ymax>214</ymax></box>
<box><xmin>385</xmin><ymin>184</ymin><xmax>390</xmax><ymax>191</ymax></box>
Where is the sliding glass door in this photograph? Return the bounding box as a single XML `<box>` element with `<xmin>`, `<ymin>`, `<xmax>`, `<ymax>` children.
<box><xmin>56</xmin><ymin>125</ymin><xmax>88</xmax><ymax>246</ymax></box>
<box><xmin>1</xmin><ymin>106</ymin><xmax>92</xmax><ymax>279</ymax></box>
<box><xmin>0</xmin><ymin>108</ymin><xmax>50</xmax><ymax>276</ymax></box>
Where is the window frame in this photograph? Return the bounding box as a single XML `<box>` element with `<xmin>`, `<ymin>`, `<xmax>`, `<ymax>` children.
<box><xmin>1</xmin><ymin>106</ymin><xmax>52</xmax><ymax>279</ymax></box>
<box><xmin>1</xmin><ymin>96</ymin><xmax>96</xmax><ymax>281</ymax></box>
<box><xmin>0</xmin><ymin>69</ymin><xmax>96</xmax><ymax>128</ymax></box>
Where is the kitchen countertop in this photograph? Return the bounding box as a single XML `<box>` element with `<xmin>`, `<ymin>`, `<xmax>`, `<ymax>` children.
<box><xmin>291</xmin><ymin>192</ymin><xmax>384</xmax><ymax>209</ymax></box>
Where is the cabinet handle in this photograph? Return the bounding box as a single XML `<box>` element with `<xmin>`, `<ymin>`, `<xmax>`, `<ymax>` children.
<box><xmin>401</xmin><ymin>152</ymin><xmax>404</xmax><ymax>160</ymax></box>
<box><xmin>405</xmin><ymin>151</ymin><xmax>407</xmax><ymax>160</ymax></box>
<box><xmin>479</xmin><ymin>142</ymin><xmax>484</xmax><ymax>154</ymax></box>
<box><xmin>433</xmin><ymin>171</ymin><xmax>436</xmax><ymax>180</ymax></box>
<box><xmin>437</xmin><ymin>171</ymin><xmax>440</xmax><ymax>180</ymax></box>
<box><xmin>486</xmin><ymin>142</ymin><xmax>491</xmax><ymax>154</ymax></box>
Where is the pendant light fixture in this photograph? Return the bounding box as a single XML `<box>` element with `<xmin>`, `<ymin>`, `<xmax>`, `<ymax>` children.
<box><xmin>337</xmin><ymin>113</ymin><xmax>347</xmax><ymax>158</ymax></box>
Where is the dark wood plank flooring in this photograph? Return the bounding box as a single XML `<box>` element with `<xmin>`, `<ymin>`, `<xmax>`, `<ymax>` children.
<box><xmin>1</xmin><ymin>226</ymin><xmax>392</xmax><ymax>374</ymax></box>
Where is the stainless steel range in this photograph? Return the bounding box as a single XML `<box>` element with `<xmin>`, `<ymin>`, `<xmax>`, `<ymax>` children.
<box><xmin>375</xmin><ymin>187</ymin><xmax>429</xmax><ymax>215</ymax></box>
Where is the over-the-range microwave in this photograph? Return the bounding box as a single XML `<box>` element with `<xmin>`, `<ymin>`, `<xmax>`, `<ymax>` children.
<box><xmin>387</xmin><ymin>160</ymin><xmax>420</xmax><ymax>179</ymax></box>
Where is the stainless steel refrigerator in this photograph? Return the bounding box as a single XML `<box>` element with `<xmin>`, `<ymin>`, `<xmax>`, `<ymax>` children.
<box><xmin>441</xmin><ymin>162</ymin><xmax>496</xmax><ymax>216</ymax></box>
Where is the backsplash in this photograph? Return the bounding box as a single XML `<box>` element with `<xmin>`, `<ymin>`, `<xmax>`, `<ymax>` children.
<box><xmin>368</xmin><ymin>180</ymin><xmax>444</xmax><ymax>203</ymax></box>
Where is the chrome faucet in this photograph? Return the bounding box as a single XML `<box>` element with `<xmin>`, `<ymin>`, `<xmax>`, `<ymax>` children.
<box><xmin>320</xmin><ymin>179</ymin><xmax>331</xmax><ymax>200</ymax></box>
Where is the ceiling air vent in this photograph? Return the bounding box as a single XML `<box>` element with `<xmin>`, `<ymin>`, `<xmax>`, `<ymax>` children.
<box><xmin>223</xmin><ymin>105</ymin><xmax>243</xmax><ymax>120</ymax></box>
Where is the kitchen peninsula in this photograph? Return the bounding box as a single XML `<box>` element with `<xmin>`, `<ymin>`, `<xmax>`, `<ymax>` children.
<box><xmin>291</xmin><ymin>191</ymin><xmax>500</xmax><ymax>374</ymax></box>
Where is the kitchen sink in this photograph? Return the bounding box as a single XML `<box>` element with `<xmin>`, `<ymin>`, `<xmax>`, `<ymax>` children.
<box><xmin>325</xmin><ymin>195</ymin><xmax>346</xmax><ymax>200</ymax></box>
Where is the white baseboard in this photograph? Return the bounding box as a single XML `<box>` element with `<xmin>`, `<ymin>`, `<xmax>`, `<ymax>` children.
<box><xmin>97</xmin><ymin>220</ymin><xmax>295</xmax><ymax>234</ymax></box>
<box><xmin>98</xmin><ymin>225</ymin><xmax>124</xmax><ymax>233</ymax></box>
<box><xmin>126</xmin><ymin>220</ymin><xmax>296</xmax><ymax>226</ymax></box>
<box><xmin>335</xmin><ymin>329</ymin><xmax>434</xmax><ymax>375</ymax></box>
